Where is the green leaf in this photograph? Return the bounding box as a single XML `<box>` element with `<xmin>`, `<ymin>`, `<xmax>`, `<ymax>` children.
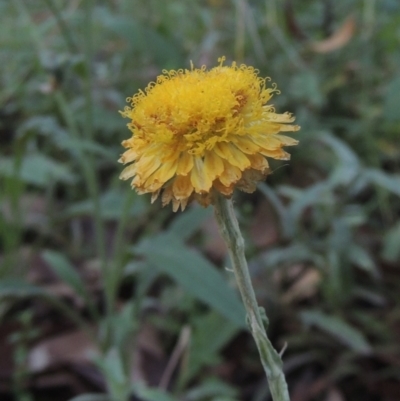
<box><xmin>134</xmin><ymin>234</ymin><xmax>246</xmax><ymax>328</ymax></box>
<box><xmin>260</xmin><ymin>243</ymin><xmax>325</xmax><ymax>270</ymax></box>
<box><xmin>68</xmin><ymin>395</ymin><xmax>110</xmax><ymax>401</ymax></box>
<box><xmin>132</xmin><ymin>384</ymin><xmax>178</xmax><ymax>401</ymax></box>
<box><xmin>186</xmin><ymin>378</ymin><xmax>238</xmax><ymax>401</ymax></box>
<box><xmin>365</xmin><ymin>169</ymin><xmax>400</xmax><ymax>197</ymax></box>
<box><xmin>41</xmin><ymin>250</ymin><xmax>99</xmax><ymax>320</ymax></box>
<box><xmin>57</xmin><ymin>137</ymin><xmax>117</xmax><ymax>161</ymax></box>
<box><xmin>352</xmin><ymin>287</ymin><xmax>386</xmax><ymax>307</ymax></box>
<box><xmin>382</xmin><ymin>221</ymin><xmax>400</xmax><ymax>262</ymax></box>
<box><xmin>0</xmin><ymin>279</ymin><xmax>43</xmax><ymax>297</ymax></box>
<box><xmin>183</xmin><ymin>311</ymin><xmax>239</xmax><ymax>384</ymax></box>
<box><xmin>168</xmin><ymin>206</ymin><xmax>212</xmax><ymax>240</ymax></box>
<box><xmin>290</xmin><ymin>71</ymin><xmax>324</xmax><ymax>108</ymax></box>
<box><xmin>101</xmin><ymin>13</ymin><xmax>183</xmax><ymax>67</ymax></box>
<box><xmin>17</xmin><ymin>115</ymin><xmax>67</xmax><ymax>139</ymax></box>
<box><xmin>0</xmin><ymin>154</ymin><xmax>76</xmax><ymax>187</ymax></box>
<box><xmin>384</xmin><ymin>76</ymin><xmax>400</xmax><ymax>121</ymax></box>
<box><xmin>42</xmin><ymin>250</ymin><xmax>88</xmax><ymax>301</ymax></box>
<box><xmin>65</xmin><ymin>189</ymin><xmax>147</xmax><ymax>220</ymax></box>
<box><xmin>106</xmin><ymin>302</ymin><xmax>137</xmax><ymax>349</ymax></box>
<box><xmin>279</xmin><ymin>182</ymin><xmax>332</xmax><ymax>238</ymax></box>
<box><xmin>300</xmin><ymin>310</ymin><xmax>372</xmax><ymax>355</ymax></box>
<box><xmin>95</xmin><ymin>349</ymin><xmax>129</xmax><ymax>401</ymax></box>
<box><xmin>320</xmin><ymin>133</ymin><xmax>360</xmax><ymax>186</ymax></box>
<box><xmin>348</xmin><ymin>245</ymin><xmax>379</xmax><ymax>278</ymax></box>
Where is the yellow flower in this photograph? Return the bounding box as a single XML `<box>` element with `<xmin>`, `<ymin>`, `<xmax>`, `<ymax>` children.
<box><xmin>119</xmin><ymin>57</ymin><xmax>300</xmax><ymax>211</ymax></box>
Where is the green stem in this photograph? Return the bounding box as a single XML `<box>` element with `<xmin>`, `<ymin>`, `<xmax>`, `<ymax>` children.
<box><xmin>234</xmin><ymin>0</ymin><xmax>246</xmax><ymax>62</ymax></box>
<box><xmin>109</xmin><ymin>189</ymin><xmax>136</xmax><ymax>307</ymax></box>
<box><xmin>213</xmin><ymin>194</ymin><xmax>290</xmax><ymax>401</ymax></box>
<box><xmin>264</xmin><ymin>1</ymin><xmax>306</xmax><ymax>71</ymax></box>
<box><xmin>42</xmin><ymin>0</ymin><xmax>79</xmax><ymax>53</ymax></box>
<box><xmin>81</xmin><ymin>0</ymin><xmax>111</xmax><ymax>321</ymax></box>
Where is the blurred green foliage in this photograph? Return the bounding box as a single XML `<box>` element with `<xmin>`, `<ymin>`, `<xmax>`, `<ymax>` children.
<box><xmin>1</xmin><ymin>0</ymin><xmax>400</xmax><ymax>400</ymax></box>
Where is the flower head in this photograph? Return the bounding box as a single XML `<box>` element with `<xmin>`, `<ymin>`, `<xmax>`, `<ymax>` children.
<box><xmin>119</xmin><ymin>57</ymin><xmax>300</xmax><ymax>211</ymax></box>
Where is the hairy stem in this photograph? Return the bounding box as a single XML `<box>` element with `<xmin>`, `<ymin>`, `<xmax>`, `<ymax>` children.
<box><xmin>213</xmin><ymin>194</ymin><xmax>290</xmax><ymax>401</ymax></box>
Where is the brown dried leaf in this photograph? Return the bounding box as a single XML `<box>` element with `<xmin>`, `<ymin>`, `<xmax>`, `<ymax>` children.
<box><xmin>282</xmin><ymin>268</ymin><xmax>321</xmax><ymax>304</ymax></box>
<box><xmin>325</xmin><ymin>387</ymin><xmax>345</xmax><ymax>401</ymax></box>
<box><xmin>28</xmin><ymin>330</ymin><xmax>98</xmax><ymax>373</ymax></box>
<box><xmin>310</xmin><ymin>16</ymin><xmax>356</xmax><ymax>53</ymax></box>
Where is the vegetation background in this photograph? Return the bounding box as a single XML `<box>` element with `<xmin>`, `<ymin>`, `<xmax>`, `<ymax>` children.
<box><xmin>1</xmin><ymin>0</ymin><xmax>400</xmax><ymax>400</ymax></box>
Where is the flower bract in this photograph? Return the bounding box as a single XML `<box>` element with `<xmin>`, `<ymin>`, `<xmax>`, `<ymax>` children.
<box><xmin>119</xmin><ymin>57</ymin><xmax>300</xmax><ymax>211</ymax></box>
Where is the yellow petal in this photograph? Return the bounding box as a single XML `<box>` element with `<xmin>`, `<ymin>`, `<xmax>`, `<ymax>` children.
<box><xmin>118</xmin><ymin>148</ymin><xmax>138</xmax><ymax>164</ymax></box>
<box><xmin>259</xmin><ymin>148</ymin><xmax>290</xmax><ymax>160</ymax></box>
<box><xmin>172</xmin><ymin>198</ymin><xmax>180</xmax><ymax>212</ymax></box>
<box><xmin>214</xmin><ymin>143</ymin><xmax>250</xmax><ymax>170</ymax></box>
<box><xmin>121</xmin><ymin>138</ymin><xmax>134</xmax><ymax>148</ymax></box>
<box><xmin>176</xmin><ymin>152</ymin><xmax>194</xmax><ymax>175</ymax></box>
<box><xmin>265</xmin><ymin>111</ymin><xmax>295</xmax><ymax>123</ymax></box>
<box><xmin>172</xmin><ymin>174</ymin><xmax>194</xmax><ymax>200</ymax></box>
<box><xmin>119</xmin><ymin>164</ymin><xmax>137</xmax><ymax>180</ymax></box>
<box><xmin>219</xmin><ymin>160</ymin><xmax>242</xmax><ymax>187</ymax></box>
<box><xmin>135</xmin><ymin>156</ymin><xmax>162</xmax><ymax>181</ymax></box>
<box><xmin>213</xmin><ymin>142</ymin><xmax>228</xmax><ymax>160</ymax></box>
<box><xmin>204</xmin><ymin>151</ymin><xmax>224</xmax><ymax>181</ymax></box>
<box><xmin>145</xmin><ymin>143</ymin><xmax>179</xmax><ymax>161</ymax></box>
<box><xmin>251</xmin><ymin>134</ymin><xmax>282</xmax><ymax>150</ymax></box>
<box><xmin>161</xmin><ymin>186</ymin><xmax>173</xmax><ymax>207</ymax></box>
<box><xmin>144</xmin><ymin>143</ymin><xmax>167</xmax><ymax>157</ymax></box>
<box><xmin>151</xmin><ymin>189</ymin><xmax>161</xmax><ymax>203</ymax></box>
<box><xmin>132</xmin><ymin>175</ymin><xmax>143</xmax><ymax>189</ymax></box>
<box><xmin>191</xmin><ymin>157</ymin><xmax>213</xmax><ymax>193</ymax></box>
<box><xmin>247</xmin><ymin>153</ymin><xmax>269</xmax><ymax>173</ymax></box>
<box><xmin>233</xmin><ymin>137</ymin><xmax>260</xmax><ymax>154</ymax></box>
<box><xmin>248</xmin><ymin>122</ymin><xmax>282</xmax><ymax>136</ymax></box>
<box><xmin>179</xmin><ymin>197</ymin><xmax>189</xmax><ymax>211</ymax></box>
<box><xmin>228</xmin><ymin>144</ymin><xmax>251</xmax><ymax>169</ymax></box>
<box><xmin>273</xmin><ymin>134</ymin><xmax>299</xmax><ymax>146</ymax></box>
<box><xmin>278</xmin><ymin>124</ymin><xmax>301</xmax><ymax>132</ymax></box>
<box><xmin>213</xmin><ymin>180</ymin><xmax>234</xmax><ymax>196</ymax></box>
<box><xmin>145</xmin><ymin>160</ymin><xmax>178</xmax><ymax>191</ymax></box>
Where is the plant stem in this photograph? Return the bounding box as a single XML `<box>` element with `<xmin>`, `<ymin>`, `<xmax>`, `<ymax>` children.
<box><xmin>213</xmin><ymin>194</ymin><xmax>290</xmax><ymax>401</ymax></box>
<box><xmin>42</xmin><ymin>0</ymin><xmax>79</xmax><ymax>53</ymax></box>
<box><xmin>81</xmin><ymin>0</ymin><xmax>111</xmax><ymax>321</ymax></box>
